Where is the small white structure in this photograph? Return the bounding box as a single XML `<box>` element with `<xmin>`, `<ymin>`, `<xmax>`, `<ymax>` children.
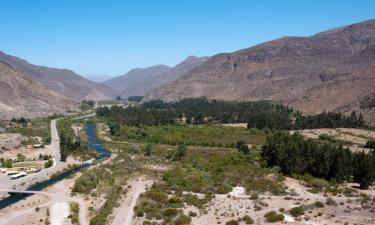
<box><xmin>229</xmin><ymin>186</ymin><xmax>246</xmax><ymax>197</ymax></box>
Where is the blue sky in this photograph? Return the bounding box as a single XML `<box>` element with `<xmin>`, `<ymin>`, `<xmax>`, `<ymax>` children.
<box><xmin>0</xmin><ymin>0</ymin><xmax>374</xmax><ymax>77</ymax></box>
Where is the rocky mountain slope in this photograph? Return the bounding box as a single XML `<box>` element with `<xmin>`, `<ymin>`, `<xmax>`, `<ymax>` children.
<box><xmin>147</xmin><ymin>19</ymin><xmax>375</xmax><ymax>123</ymax></box>
<box><xmin>0</xmin><ymin>61</ymin><xmax>78</xmax><ymax>119</ymax></box>
<box><xmin>0</xmin><ymin>51</ymin><xmax>116</xmax><ymax>100</ymax></box>
<box><xmin>103</xmin><ymin>56</ymin><xmax>208</xmax><ymax>97</ymax></box>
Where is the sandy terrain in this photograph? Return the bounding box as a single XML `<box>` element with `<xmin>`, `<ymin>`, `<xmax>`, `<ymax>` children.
<box><xmin>110</xmin><ymin>177</ymin><xmax>153</xmax><ymax>225</ymax></box>
<box><xmin>0</xmin><ymin>133</ymin><xmax>23</xmax><ymax>150</ymax></box>
<box><xmin>171</xmin><ymin>177</ymin><xmax>375</xmax><ymax>225</ymax></box>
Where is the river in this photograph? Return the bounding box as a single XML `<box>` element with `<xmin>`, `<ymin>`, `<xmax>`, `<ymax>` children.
<box><xmin>0</xmin><ymin>123</ymin><xmax>110</xmax><ymax>209</ymax></box>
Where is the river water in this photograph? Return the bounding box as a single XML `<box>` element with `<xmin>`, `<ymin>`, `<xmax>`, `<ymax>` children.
<box><xmin>0</xmin><ymin>123</ymin><xmax>110</xmax><ymax>209</ymax></box>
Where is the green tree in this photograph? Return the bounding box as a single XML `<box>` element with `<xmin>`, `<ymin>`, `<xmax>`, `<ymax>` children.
<box><xmin>353</xmin><ymin>152</ymin><xmax>375</xmax><ymax>189</ymax></box>
<box><xmin>16</xmin><ymin>153</ymin><xmax>25</xmax><ymax>162</ymax></box>
<box><xmin>236</xmin><ymin>141</ymin><xmax>250</xmax><ymax>154</ymax></box>
<box><xmin>172</xmin><ymin>144</ymin><xmax>187</xmax><ymax>161</ymax></box>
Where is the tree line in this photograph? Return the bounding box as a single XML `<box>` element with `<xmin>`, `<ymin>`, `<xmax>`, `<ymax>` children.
<box><xmin>97</xmin><ymin>98</ymin><xmax>367</xmax><ymax>131</ymax></box>
<box><xmin>261</xmin><ymin>131</ymin><xmax>375</xmax><ymax>189</ymax></box>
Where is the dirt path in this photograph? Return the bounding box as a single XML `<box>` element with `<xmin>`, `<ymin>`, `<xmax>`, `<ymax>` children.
<box><xmin>111</xmin><ymin>177</ymin><xmax>153</xmax><ymax>225</ymax></box>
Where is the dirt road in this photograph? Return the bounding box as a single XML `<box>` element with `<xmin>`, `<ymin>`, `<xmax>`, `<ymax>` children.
<box><xmin>110</xmin><ymin>177</ymin><xmax>153</xmax><ymax>225</ymax></box>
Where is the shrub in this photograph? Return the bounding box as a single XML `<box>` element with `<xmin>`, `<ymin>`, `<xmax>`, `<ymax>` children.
<box><xmin>174</xmin><ymin>214</ymin><xmax>192</xmax><ymax>225</ymax></box>
<box><xmin>289</xmin><ymin>206</ymin><xmax>304</xmax><ymax>217</ymax></box>
<box><xmin>188</xmin><ymin>211</ymin><xmax>197</xmax><ymax>217</ymax></box>
<box><xmin>314</xmin><ymin>201</ymin><xmax>324</xmax><ymax>208</ymax></box>
<box><xmin>242</xmin><ymin>215</ymin><xmax>254</xmax><ymax>224</ymax></box>
<box><xmin>325</xmin><ymin>197</ymin><xmax>337</xmax><ymax>206</ymax></box>
<box><xmin>364</xmin><ymin>139</ymin><xmax>375</xmax><ymax>149</ymax></box>
<box><xmin>264</xmin><ymin>211</ymin><xmax>284</xmax><ymax>223</ymax></box>
<box><xmin>225</xmin><ymin>220</ymin><xmax>239</xmax><ymax>225</ymax></box>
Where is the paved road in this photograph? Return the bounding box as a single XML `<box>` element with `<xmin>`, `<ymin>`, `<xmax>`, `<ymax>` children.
<box><xmin>0</xmin><ymin>119</ymin><xmax>65</xmax><ymax>191</ymax></box>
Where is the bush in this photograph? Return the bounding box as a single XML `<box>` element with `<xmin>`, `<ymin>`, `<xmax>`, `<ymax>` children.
<box><xmin>326</xmin><ymin>197</ymin><xmax>337</xmax><ymax>206</ymax></box>
<box><xmin>44</xmin><ymin>159</ymin><xmax>53</xmax><ymax>168</ymax></box>
<box><xmin>314</xmin><ymin>201</ymin><xmax>324</xmax><ymax>208</ymax></box>
<box><xmin>242</xmin><ymin>215</ymin><xmax>254</xmax><ymax>224</ymax></box>
<box><xmin>225</xmin><ymin>220</ymin><xmax>239</xmax><ymax>225</ymax></box>
<box><xmin>364</xmin><ymin>139</ymin><xmax>375</xmax><ymax>149</ymax></box>
<box><xmin>289</xmin><ymin>206</ymin><xmax>304</xmax><ymax>217</ymax></box>
<box><xmin>264</xmin><ymin>211</ymin><xmax>284</xmax><ymax>223</ymax></box>
<box><xmin>174</xmin><ymin>214</ymin><xmax>191</xmax><ymax>225</ymax></box>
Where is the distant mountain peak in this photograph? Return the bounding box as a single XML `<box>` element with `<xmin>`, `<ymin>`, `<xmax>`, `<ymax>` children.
<box><xmin>102</xmin><ymin>56</ymin><xmax>208</xmax><ymax>96</ymax></box>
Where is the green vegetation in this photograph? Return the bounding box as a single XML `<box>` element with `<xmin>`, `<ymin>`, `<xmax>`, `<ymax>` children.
<box><xmin>57</xmin><ymin>119</ymin><xmax>97</xmax><ymax>161</ymax></box>
<box><xmin>294</xmin><ymin>111</ymin><xmax>366</xmax><ymax>129</ymax></box>
<box><xmin>364</xmin><ymin>138</ymin><xmax>375</xmax><ymax>149</ymax></box>
<box><xmin>289</xmin><ymin>206</ymin><xmax>304</xmax><ymax>217</ymax></box>
<box><xmin>236</xmin><ymin>141</ymin><xmax>250</xmax><ymax>154</ymax></box>
<box><xmin>0</xmin><ymin>158</ymin><xmax>13</xmax><ymax>168</ymax></box>
<box><xmin>127</xmin><ymin>96</ymin><xmax>144</xmax><ymax>102</ymax></box>
<box><xmin>112</xmin><ymin>124</ymin><xmax>267</xmax><ymax>147</ymax></box>
<box><xmin>161</xmin><ymin>148</ymin><xmax>285</xmax><ymax>195</ymax></box>
<box><xmin>262</xmin><ymin>131</ymin><xmax>375</xmax><ymax>189</ymax></box>
<box><xmin>99</xmin><ymin>98</ymin><xmax>367</xmax><ymax>131</ymax></box>
<box><xmin>7</xmin><ymin>118</ymin><xmax>51</xmax><ymax>144</ymax></box>
<box><xmin>69</xmin><ymin>203</ymin><xmax>80</xmax><ymax>225</ymax></box>
<box><xmin>242</xmin><ymin>215</ymin><xmax>254</xmax><ymax>224</ymax></box>
<box><xmin>318</xmin><ymin>133</ymin><xmax>337</xmax><ymax>142</ymax></box>
<box><xmin>264</xmin><ymin>211</ymin><xmax>284</xmax><ymax>222</ymax></box>
<box><xmin>44</xmin><ymin>159</ymin><xmax>53</xmax><ymax>168</ymax></box>
<box><xmin>80</xmin><ymin>100</ymin><xmax>95</xmax><ymax>111</ymax></box>
<box><xmin>135</xmin><ymin>189</ymin><xmax>192</xmax><ymax>224</ymax></box>
<box><xmin>72</xmin><ymin>145</ymin><xmax>136</xmax><ymax>225</ymax></box>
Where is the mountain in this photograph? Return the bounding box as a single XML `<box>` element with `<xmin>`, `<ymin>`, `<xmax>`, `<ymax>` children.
<box><xmin>147</xmin><ymin>19</ymin><xmax>375</xmax><ymax>123</ymax></box>
<box><xmin>103</xmin><ymin>56</ymin><xmax>208</xmax><ymax>97</ymax></box>
<box><xmin>0</xmin><ymin>51</ymin><xmax>116</xmax><ymax>101</ymax></box>
<box><xmin>103</xmin><ymin>65</ymin><xmax>171</xmax><ymax>96</ymax></box>
<box><xmin>0</xmin><ymin>61</ymin><xmax>78</xmax><ymax>119</ymax></box>
<box><xmin>85</xmin><ymin>75</ymin><xmax>114</xmax><ymax>83</ymax></box>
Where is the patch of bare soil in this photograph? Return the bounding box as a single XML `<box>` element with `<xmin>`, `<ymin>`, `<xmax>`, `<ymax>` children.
<box><xmin>222</xmin><ymin>123</ymin><xmax>248</xmax><ymax>128</ymax></box>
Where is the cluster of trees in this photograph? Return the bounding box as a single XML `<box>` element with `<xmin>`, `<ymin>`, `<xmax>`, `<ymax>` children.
<box><xmin>80</xmin><ymin>100</ymin><xmax>95</xmax><ymax>111</ymax></box>
<box><xmin>127</xmin><ymin>96</ymin><xmax>144</xmax><ymax>102</ymax></box>
<box><xmin>97</xmin><ymin>106</ymin><xmax>177</xmax><ymax>135</ymax></box>
<box><xmin>97</xmin><ymin>98</ymin><xmax>367</xmax><ymax>132</ymax></box>
<box><xmin>57</xmin><ymin>120</ymin><xmax>86</xmax><ymax>161</ymax></box>
<box><xmin>261</xmin><ymin>132</ymin><xmax>375</xmax><ymax>189</ymax></box>
<box><xmin>294</xmin><ymin>111</ymin><xmax>365</xmax><ymax>129</ymax></box>
<box><xmin>0</xmin><ymin>158</ymin><xmax>13</xmax><ymax>168</ymax></box>
<box><xmin>143</xmin><ymin>98</ymin><xmax>293</xmax><ymax>129</ymax></box>
<box><xmin>11</xmin><ymin>117</ymin><xmax>29</xmax><ymax>127</ymax></box>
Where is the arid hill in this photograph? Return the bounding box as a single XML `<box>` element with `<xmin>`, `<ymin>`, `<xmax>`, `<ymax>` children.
<box><xmin>0</xmin><ymin>51</ymin><xmax>116</xmax><ymax>101</ymax></box>
<box><xmin>0</xmin><ymin>61</ymin><xmax>78</xmax><ymax>119</ymax></box>
<box><xmin>147</xmin><ymin>19</ymin><xmax>375</xmax><ymax>123</ymax></box>
<box><xmin>103</xmin><ymin>56</ymin><xmax>208</xmax><ymax>97</ymax></box>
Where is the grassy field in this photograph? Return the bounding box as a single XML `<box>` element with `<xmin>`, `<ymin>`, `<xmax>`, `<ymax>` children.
<box><xmin>12</xmin><ymin>161</ymin><xmax>46</xmax><ymax>168</ymax></box>
<box><xmin>115</xmin><ymin>124</ymin><xmax>267</xmax><ymax>148</ymax></box>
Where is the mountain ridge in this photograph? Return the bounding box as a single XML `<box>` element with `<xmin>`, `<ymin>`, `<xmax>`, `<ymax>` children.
<box><xmin>0</xmin><ymin>51</ymin><xmax>116</xmax><ymax>101</ymax></box>
<box><xmin>146</xmin><ymin>19</ymin><xmax>375</xmax><ymax>123</ymax></box>
<box><xmin>103</xmin><ymin>56</ymin><xmax>208</xmax><ymax>97</ymax></box>
<box><xmin>0</xmin><ymin>61</ymin><xmax>78</xmax><ymax>119</ymax></box>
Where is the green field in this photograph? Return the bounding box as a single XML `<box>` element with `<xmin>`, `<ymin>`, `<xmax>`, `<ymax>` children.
<box><xmin>12</xmin><ymin>161</ymin><xmax>46</xmax><ymax>168</ymax></box>
<box><xmin>115</xmin><ymin>124</ymin><xmax>267</xmax><ymax>148</ymax></box>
